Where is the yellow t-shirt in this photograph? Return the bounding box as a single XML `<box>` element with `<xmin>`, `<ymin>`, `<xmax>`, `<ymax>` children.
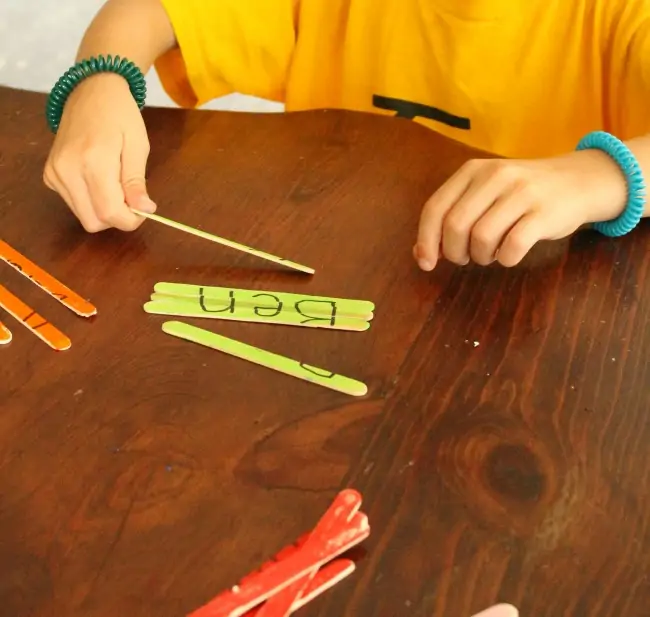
<box><xmin>155</xmin><ymin>0</ymin><xmax>650</xmax><ymax>158</ymax></box>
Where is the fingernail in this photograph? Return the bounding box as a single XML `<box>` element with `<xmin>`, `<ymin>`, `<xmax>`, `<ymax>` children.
<box><xmin>139</xmin><ymin>197</ymin><xmax>157</xmax><ymax>213</ymax></box>
<box><xmin>413</xmin><ymin>244</ymin><xmax>434</xmax><ymax>271</ymax></box>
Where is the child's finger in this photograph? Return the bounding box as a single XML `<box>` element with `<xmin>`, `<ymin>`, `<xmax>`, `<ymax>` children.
<box><xmin>440</xmin><ymin>171</ymin><xmax>515</xmax><ymax>265</ymax></box>
<box><xmin>121</xmin><ymin>133</ymin><xmax>156</xmax><ymax>214</ymax></box>
<box><xmin>85</xmin><ymin>158</ymin><xmax>142</xmax><ymax>232</ymax></box>
<box><xmin>468</xmin><ymin>189</ymin><xmax>530</xmax><ymax>265</ymax></box>
<box><xmin>471</xmin><ymin>604</ymin><xmax>519</xmax><ymax>617</ymax></box>
<box><xmin>56</xmin><ymin>167</ymin><xmax>110</xmax><ymax>233</ymax></box>
<box><xmin>415</xmin><ymin>164</ymin><xmax>474</xmax><ymax>270</ymax></box>
<box><xmin>497</xmin><ymin>212</ymin><xmax>544</xmax><ymax>267</ymax></box>
<box><xmin>43</xmin><ymin>164</ymin><xmax>82</xmax><ymax>222</ymax></box>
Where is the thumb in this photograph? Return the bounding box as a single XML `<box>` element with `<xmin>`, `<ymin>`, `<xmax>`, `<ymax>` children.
<box><xmin>121</xmin><ymin>134</ymin><xmax>156</xmax><ymax>214</ymax></box>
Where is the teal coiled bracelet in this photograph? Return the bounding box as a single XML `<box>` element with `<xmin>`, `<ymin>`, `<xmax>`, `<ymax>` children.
<box><xmin>46</xmin><ymin>55</ymin><xmax>146</xmax><ymax>133</ymax></box>
<box><xmin>576</xmin><ymin>131</ymin><xmax>646</xmax><ymax>237</ymax></box>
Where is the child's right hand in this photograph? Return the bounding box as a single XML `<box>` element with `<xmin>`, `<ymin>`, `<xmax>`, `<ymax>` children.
<box><xmin>43</xmin><ymin>73</ymin><xmax>157</xmax><ymax>232</ymax></box>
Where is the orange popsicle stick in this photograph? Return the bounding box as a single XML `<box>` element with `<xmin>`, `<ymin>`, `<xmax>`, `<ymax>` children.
<box><xmin>0</xmin><ymin>320</ymin><xmax>11</xmax><ymax>345</ymax></box>
<box><xmin>0</xmin><ymin>284</ymin><xmax>71</xmax><ymax>351</ymax></box>
<box><xmin>0</xmin><ymin>240</ymin><xmax>96</xmax><ymax>317</ymax></box>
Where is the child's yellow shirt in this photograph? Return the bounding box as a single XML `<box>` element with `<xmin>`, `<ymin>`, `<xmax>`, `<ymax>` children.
<box><xmin>155</xmin><ymin>0</ymin><xmax>650</xmax><ymax>158</ymax></box>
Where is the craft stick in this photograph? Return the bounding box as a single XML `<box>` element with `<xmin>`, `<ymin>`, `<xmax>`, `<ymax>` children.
<box><xmin>237</xmin><ymin>532</ymin><xmax>314</xmax><ymax>587</ymax></box>
<box><xmin>0</xmin><ymin>284</ymin><xmax>71</xmax><ymax>350</ymax></box>
<box><xmin>131</xmin><ymin>210</ymin><xmax>314</xmax><ymax>275</ymax></box>
<box><xmin>238</xmin><ymin>490</ymin><xmax>362</xmax><ymax>590</ymax></box>
<box><xmin>153</xmin><ymin>282</ymin><xmax>375</xmax><ymax>319</ymax></box>
<box><xmin>197</xmin><ymin>530</ymin><xmax>355</xmax><ymax>617</ymax></box>
<box><xmin>145</xmin><ymin>297</ymin><xmax>370</xmax><ymax>332</ymax></box>
<box><xmin>190</xmin><ymin>521</ymin><xmax>368</xmax><ymax>617</ymax></box>
<box><xmin>162</xmin><ymin>321</ymin><xmax>368</xmax><ymax>397</ymax></box>
<box><xmin>255</xmin><ymin>490</ymin><xmax>363</xmax><ymax>617</ymax></box>
<box><xmin>189</xmin><ymin>490</ymin><xmax>368</xmax><ymax>617</ymax></box>
<box><xmin>243</xmin><ymin>560</ymin><xmax>355</xmax><ymax>617</ymax></box>
<box><xmin>150</xmin><ymin>293</ymin><xmax>373</xmax><ymax>322</ymax></box>
<box><xmin>151</xmin><ymin>288</ymin><xmax>373</xmax><ymax>322</ymax></box>
<box><xmin>0</xmin><ymin>239</ymin><xmax>97</xmax><ymax>317</ymax></box>
<box><xmin>0</xmin><ymin>321</ymin><xmax>12</xmax><ymax>345</ymax></box>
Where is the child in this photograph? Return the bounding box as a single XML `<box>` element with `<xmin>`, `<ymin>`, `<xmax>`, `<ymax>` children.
<box><xmin>43</xmin><ymin>0</ymin><xmax>649</xmax><ymax>271</ymax></box>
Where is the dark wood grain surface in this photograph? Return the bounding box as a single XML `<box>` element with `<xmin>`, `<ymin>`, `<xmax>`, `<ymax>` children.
<box><xmin>1</xmin><ymin>86</ymin><xmax>649</xmax><ymax>617</ymax></box>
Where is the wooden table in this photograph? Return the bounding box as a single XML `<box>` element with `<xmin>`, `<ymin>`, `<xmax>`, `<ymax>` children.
<box><xmin>1</xmin><ymin>86</ymin><xmax>649</xmax><ymax>617</ymax></box>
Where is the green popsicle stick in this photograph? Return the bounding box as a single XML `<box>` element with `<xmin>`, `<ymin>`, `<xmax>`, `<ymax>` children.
<box><xmin>153</xmin><ymin>282</ymin><xmax>375</xmax><ymax>319</ymax></box>
<box><xmin>144</xmin><ymin>296</ymin><xmax>370</xmax><ymax>331</ymax></box>
<box><xmin>161</xmin><ymin>321</ymin><xmax>368</xmax><ymax>397</ymax></box>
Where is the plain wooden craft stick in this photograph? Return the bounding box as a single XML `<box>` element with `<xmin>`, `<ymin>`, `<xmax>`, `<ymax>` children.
<box><xmin>132</xmin><ymin>209</ymin><xmax>315</xmax><ymax>274</ymax></box>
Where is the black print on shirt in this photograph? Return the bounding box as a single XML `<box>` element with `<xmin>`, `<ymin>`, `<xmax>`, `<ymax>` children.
<box><xmin>373</xmin><ymin>94</ymin><xmax>471</xmax><ymax>130</ymax></box>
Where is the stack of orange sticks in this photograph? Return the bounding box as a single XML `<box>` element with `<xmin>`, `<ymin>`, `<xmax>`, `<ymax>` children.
<box><xmin>0</xmin><ymin>239</ymin><xmax>96</xmax><ymax>350</ymax></box>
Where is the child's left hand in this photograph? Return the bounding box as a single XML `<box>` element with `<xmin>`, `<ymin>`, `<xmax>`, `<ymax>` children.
<box><xmin>413</xmin><ymin>150</ymin><xmax>627</xmax><ymax>270</ymax></box>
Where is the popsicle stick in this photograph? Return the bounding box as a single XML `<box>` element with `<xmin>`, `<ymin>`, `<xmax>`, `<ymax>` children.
<box><xmin>189</xmin><ymin>490</ymin><xmax>368</xmax><ymax>617</ymax></box>
<box><xmin>195</xmin><ymin>536</ymin><xmax>356</xmax><ymax>617</ymax></box>
<box><xmin>234</xmin><ymin>534</ymin><xmax>354</xmax><ymax>616</ymax></box>
<box><xmin>244</xmin><ymin>560</ymin><xmax>355</xmax><ymax>617</ymax></box>
<box><xmin>150</xmin><ymin>291</ymin><xmax>373</xmax><ymax>322</ymax></box>
<box><xmin>153</xmin><ymin>282</ymin><xmax>374</xmax><ymax>319</ymax></box>
<box><xmin>150</xmin><ymin>293</ymin><xmax>373</xmax><ymax>322</ymax></box>
<box><xmin>0</xmin><ymin>320</ymin><xmax>12</xmax><ymax>345</ymax></box>
<box><xmin>162</xmin><ymin>321</ymin><xmax>368</xmax><ymax>397</ymax></box>
<box><xmin>145</xmin><ymin>297</ymin><xmax>370</xmax><ymax>332</ymax></box>
<box><xmin>131</xmin><ymin>210</ymin><xmax>314</xmax><ymax>275</ymax></box>
<box><xmin>0</xmin><ymin>239</ymin><xmax>97</xmax><ymax>317</ymax></box>
<box><xmin>255</xmin><ymin>490</ymin><xmax>363</xmax><ymax>617</ymax></box>
<box><xmin>0</xmin><ymin>284</ymin><xmax>71</xmax><ymax>350</ymax></box>
<box><xmin>191</xmin><ymin>521</ymin><xmax>368</xmax><ymax>617</ymax></box>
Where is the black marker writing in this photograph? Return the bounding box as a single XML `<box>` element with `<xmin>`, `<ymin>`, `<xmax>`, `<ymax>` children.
<box><xmin>199</xmin><ymin>288</ymin><xmax>235</xmax><ymax>314</ymax></box>
<box><xmin>299</xmin><ymin>363</ymin><xmax>336</xmax><ymax>379</ymax></box>
<box><xmin>252</xmin><ymin>293</ymin><xmax>283</xmax><ymax>318</ymax></box>
<box><xmin>22</xmin><ymin>310</ymin><xmax>48</xmax><ymax>330</ymax></box>
<box><xmin>294</xmin><ymin>300</ymin><xmax>337</xmax><ymax>326</ymax></box>
<box><xmin>7</xmin><ymin>260</ymin><xmax>39</xmax><ymax>286</ymax></box>
<box><xmin>7</xmin><ymin>260</ymin><xmax>24</xmax><ymax>272</ymax></box>
<box><xmin>22</xmin><ymin>309</ymin><xmax>36</xmax><ymax>323</ymax></box>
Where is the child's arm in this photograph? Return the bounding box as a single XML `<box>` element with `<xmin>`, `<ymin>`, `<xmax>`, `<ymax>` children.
<box><xmin>43</xmin><ymin>0</ymin><xmax>176</xmax><ymax>232</ymax></box>
<box><xmin>76</xmin><ymin>0</ymin><xmax>175</xmax><ymax>72</ymax></box>
<box><xmin>414</xmin><ymin>133</ymin><xmax>650</xmax><ymax>271</ymax></box>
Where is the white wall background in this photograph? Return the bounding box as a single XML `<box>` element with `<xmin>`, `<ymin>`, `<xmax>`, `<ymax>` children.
<box><xmin>0</xmin><ymin>0</ymin><xmax>281</xmax><ymax>112</ymax></box>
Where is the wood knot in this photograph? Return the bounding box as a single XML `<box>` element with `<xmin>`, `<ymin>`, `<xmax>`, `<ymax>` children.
<box><xmin>484</xmin><ymin>443</ymin><xmax>545</xmax><ymax>503</ymax></box>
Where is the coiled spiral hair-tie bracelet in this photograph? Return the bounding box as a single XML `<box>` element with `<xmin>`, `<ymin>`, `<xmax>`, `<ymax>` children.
<box><xmin>576</xmin><ymin>131</ymin><xmax>646</xmax><ymax>237</ymax></box>
<box><xmin>46</xmin><ymin>55</ymin><xmax>146</xmax><ymax>133</ymax></box>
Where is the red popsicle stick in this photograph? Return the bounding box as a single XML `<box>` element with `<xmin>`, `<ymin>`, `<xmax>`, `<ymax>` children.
<box><xmin>190</xmin><ymin>514</ymin><xmax>368</xmax><ymax>617</ymax></box>
<box><xmin>244</xmin><ymin>559</ymin><xmax>355</xmax><ymax>617</ymax></box>
<box><xmin>255</xmin><ymin>490</ymin><xmax>363</xmax><ymax>617</ymax></box>
<box><xmin>188</xmin><ymin>490</ymin><xmax>369</xmax><ymax>617</ymax></box>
